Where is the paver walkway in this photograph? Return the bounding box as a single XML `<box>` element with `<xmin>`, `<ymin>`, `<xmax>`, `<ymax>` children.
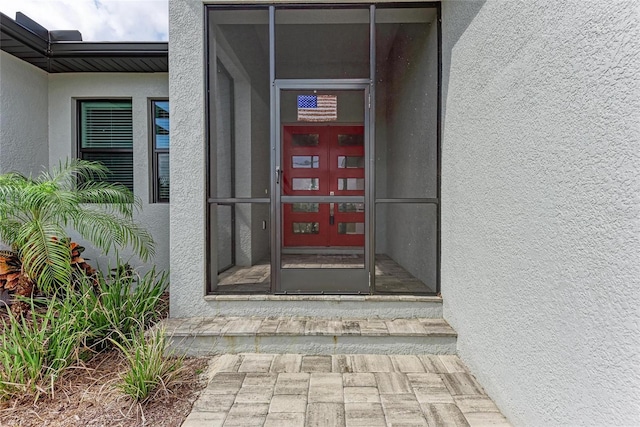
<box><xmin>182</xmin><ymin>353</ymin><xmax>511</xmax><ymax>427</ymax></box>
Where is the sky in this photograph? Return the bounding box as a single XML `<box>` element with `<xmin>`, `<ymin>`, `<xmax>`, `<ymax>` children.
<box><xmin>0</xmin><ymin>0</ymin><xmax>168</xmax><ymax>41</ymax></box>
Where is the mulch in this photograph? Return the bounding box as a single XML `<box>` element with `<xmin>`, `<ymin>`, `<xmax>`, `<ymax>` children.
<box><xmin>0</xmin><ymin>349</ymin><xmax>208</xmax><ymax>427</ymax></box>
<box><xmin>0</xmin><ymin>292</ymin><xmax>209</xmax><ymax>426</ymax></box>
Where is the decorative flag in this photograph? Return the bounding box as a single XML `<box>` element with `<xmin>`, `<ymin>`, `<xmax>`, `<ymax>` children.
<box><xmin>297</xmin><ymin>95</ymin><xmax>338</xmax><ymax>122</ymax></box>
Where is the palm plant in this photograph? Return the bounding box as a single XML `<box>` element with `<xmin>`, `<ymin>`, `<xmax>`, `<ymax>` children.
<box><xmin>0</xmin><ymin>159</ymin><xmax>155</xmax><ymax>298</ymax></box>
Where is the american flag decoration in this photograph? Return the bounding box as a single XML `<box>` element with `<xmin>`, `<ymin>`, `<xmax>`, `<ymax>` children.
<box><xmin>297</xmin><ymin>95</ymin><xmax>338</xmax><ymax>122</ymax></box>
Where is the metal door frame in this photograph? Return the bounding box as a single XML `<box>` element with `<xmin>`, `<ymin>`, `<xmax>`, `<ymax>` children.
<box><xmin>271</xmin><ymin>80</ymin><xmax>372</xmax><ymax>293</ymax></box>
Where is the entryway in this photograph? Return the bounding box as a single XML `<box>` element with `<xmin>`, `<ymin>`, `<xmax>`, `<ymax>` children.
<box><xmin>206</xmin><ymin>5</ymin><xmax>440</xmax><ymax>295</ymax></box>
<box><xmin>275</xmin><ymin>85</ymin><xmax>370</xmax><ymax>293</ymax></box>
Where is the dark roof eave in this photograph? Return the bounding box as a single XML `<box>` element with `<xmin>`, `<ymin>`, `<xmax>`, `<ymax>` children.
<box><xmin>50</xmin><ymin>41</ymin><xmax>168</xmax><ymax>58</ymax></box>
<box><xmin>0</xmin><ymin>12</ymin><xmax>48</xmax><ymax>55</ymax></box>
<box><xmin>0</xmin><ymin>12</ymin><xmax>168</xmax><ymax>72</ymax></box>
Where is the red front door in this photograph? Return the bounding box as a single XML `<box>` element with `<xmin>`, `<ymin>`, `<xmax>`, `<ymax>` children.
<box><xmin>283</xmin><ymin>125</ymin><xmax>365</xmax><ymax>247</ymax></box>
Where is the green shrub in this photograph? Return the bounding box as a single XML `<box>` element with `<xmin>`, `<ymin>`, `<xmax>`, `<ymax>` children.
<box><xmin>0</xmin><ymin>264</ymin><xmax>168</xmax><ymax>401</ymax></box>
<box><xmin>0</xmin><ymin>306</ymin><xmax>48</xmax><ymax>400</ymax></box>
<box><xmin>111</xmin><ymin>326</ymin><xmax>183</xmax><ymax>402</ymax></box>
<box><xmin>0</xmin><ymin>159</ymin><xmax>154</xmax><ymax>296</ymax></box>
<box><xmin>86</xmin><ymin>266</ymin><xmax>168</xmax><ymax>346</ymax></box>
<box><xmin>0</xmin><ymin>295</ymin><xmax>87</xmax><ymax>400</ymax></box>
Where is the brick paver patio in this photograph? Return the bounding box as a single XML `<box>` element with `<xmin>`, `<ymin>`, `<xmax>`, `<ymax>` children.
<box><xmin>182</xmin><ymin>353</ymin><xmax>511</xmax><ymax>427</ymax></box>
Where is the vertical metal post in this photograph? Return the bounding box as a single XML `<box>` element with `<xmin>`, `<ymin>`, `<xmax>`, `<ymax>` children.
<box><xmin>269</xmin><ymin>6</ymin><xmax>279</xmax><ymax>293</ymax></box>
<box><xmin>436</xmin><ymin>3</ymin><xmax>442</xmax><ymax>295</ymax></box>
<box><xmin>368</xmin><ymin>5</ymin><xmax>376</xmax><ymax>294</ymax></box>
<box><xmin>203</xmin><ymin>5</ymin><xmax>212</xmax><ymax>293</ymax></box>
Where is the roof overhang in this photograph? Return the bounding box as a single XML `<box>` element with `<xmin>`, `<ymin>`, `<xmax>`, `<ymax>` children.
<box><xmin>0</xmin><ymin>12</ymin><xmax>168</xmax><ymax>73</ymax></box>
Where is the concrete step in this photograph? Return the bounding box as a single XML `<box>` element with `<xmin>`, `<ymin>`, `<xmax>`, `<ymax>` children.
<box><xmin>201</xmin><ymin>294</ymin><xmax>444</xmax><ymax>318</ymax></box>
<box><xmin>162</xmin><ymin>315</ymin><xmax>457</xmax><ymax>356</ymax></box>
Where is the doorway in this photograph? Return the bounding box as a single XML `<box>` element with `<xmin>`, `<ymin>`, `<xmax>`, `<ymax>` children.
<box><xmin>282</xmin><ymin>125</ymin><xmax>365</xmax><ymax>248</ymax></box>
<box><xmin>206</xmin><ymin>5</ymin><xmax>440</xmax><ymax>295</ymax></box>
<box><xmin>274</xmin><ymin>84</ymin><xmax>370</xmax><ymax>293</ymax></box>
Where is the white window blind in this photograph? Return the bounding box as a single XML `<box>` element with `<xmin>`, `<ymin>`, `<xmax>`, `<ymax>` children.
<box><xmin>79</xmin><ymin>100</ymin><xmax>134</xmax><ymax>191</ymax></box>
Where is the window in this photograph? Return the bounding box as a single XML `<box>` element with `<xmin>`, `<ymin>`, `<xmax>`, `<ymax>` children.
<box><xmin>151</xmin><ymin>100</ymin><xmax>170</xmax><ymax>202</ymax></box>
<box><xmin>78</xmin><ymin>100</ymin><xmax>133</xmax><ymax>191</ymax></box>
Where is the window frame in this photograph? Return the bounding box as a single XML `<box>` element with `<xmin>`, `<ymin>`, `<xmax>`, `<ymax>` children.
<box><xmin>149</xmin><ymin>98</ymin><xmax>170</xmax><ymax>203</ymax></box>
<box><xmin>76</xmin><ymin>98</ymin><xmax>134</xmax><ymax>192</ymax></box>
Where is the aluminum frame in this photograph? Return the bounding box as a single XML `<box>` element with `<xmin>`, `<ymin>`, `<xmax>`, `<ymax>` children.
<box><xmin>273</xmin><ymin>81</ymin><xmax>371</xmax><ymax>294</ymax></box>
<box><xmin>148</xmin><ymin>98</ymin><xmax>170</xmax><ymax>204</ymax></box>
<box><xmin>205</xmin><ymin>3</ymin><xmax>442</xmax><ymax>295</ymax></box>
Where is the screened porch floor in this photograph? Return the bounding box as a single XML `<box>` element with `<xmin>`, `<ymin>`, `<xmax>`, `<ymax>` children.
<box><xmin>213</xmin><ymin>254</ymin><xmax>435</xmax><ymax>294</ymax></box>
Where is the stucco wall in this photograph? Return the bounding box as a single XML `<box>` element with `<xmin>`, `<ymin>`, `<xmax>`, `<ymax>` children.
<box><xmin>48</xmin><ymin>73</ymin><xmax>170</xmax><ymax>274</ymax></box>
<box><xmin>170</xmin><ymin>0</ymin><xmax>211</xmax><ymax>316</ymax></box>
<box><xmin>441</xmin><ymin>1</ymin><xmax>640</xmax><ymax>425</ymax></box>
<box><xmin>0</xmin><ymin>51</ymin><xmax>49</xmax><ymax>177</ymax></box>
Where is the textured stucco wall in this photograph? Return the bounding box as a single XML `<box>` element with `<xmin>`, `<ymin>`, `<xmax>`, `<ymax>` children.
<box><xmin>441</xmin><ymin>1</ymin><xmax>640</xmax><ymax>425</ymax></box>
<box><xmin>169</xmin><ymin>0</ymin><xmax>211</xmax><ymax>316</ymax></box>
<box><xmin>48</xmin><ymin>73</ymin><xmax>170</xmax><ymax>274</ymax></box>
<box><xmin>0</xmin><ymin>51</ymin><xmax>49</xmax><ymax>176</ymax></box>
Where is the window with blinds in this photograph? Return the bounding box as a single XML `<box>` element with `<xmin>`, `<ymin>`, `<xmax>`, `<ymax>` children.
<box><xmin>78</xmin><ymin>100</ymin><xmax>134</xmax><ymax>191</ymax></box>
<box><xmin>151</xmin><ymin>100</ymin><xmax>169</xmax><ymax>202</ymax></box>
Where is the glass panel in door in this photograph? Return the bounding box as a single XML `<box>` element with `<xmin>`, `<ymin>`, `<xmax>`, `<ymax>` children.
<box><xmin>282</xmin><ymin>125</ymin><xmax>365</xmax><ymax>249</ymax></box>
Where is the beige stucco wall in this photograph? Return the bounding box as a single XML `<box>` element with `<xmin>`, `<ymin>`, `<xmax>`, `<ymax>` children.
<box><xmin>169</xmin><ymin>0</ymin><xmax>210</xmax><ymax>315</ymax></box>
<box><xmin>48</xmin><ymin>73</ymin><xmax>170</xmax><ymax>274</ymax></box>
<box><xmin>441</xmin><ymin>1</ymin><xmax>640</xmax><ymax>425</ymax></box>
<box><xmin>0</xmin><ymin>50</ymin><xmax>49</xmax><ymax>177</ymax></box>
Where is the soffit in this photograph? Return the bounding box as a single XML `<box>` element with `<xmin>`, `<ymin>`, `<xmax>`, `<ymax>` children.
<box><xmin>0</xmin><ymin>12</ymin><xmax>168</xmax><ymax>73</ymax></box>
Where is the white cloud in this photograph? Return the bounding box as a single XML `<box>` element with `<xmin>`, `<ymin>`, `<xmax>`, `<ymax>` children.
<box><xmin>0</xmin><ymin>0</ymin><xmax>168</xmax><ymax>41</ymax></box>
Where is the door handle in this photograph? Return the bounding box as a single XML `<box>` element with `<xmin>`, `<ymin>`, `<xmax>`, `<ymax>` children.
<box><xmin>329</xmin><ymin>202</ymin><xmax>335</xmax><ymax>225</ymax></box>
<box><xmin>276</xmin><ymin>166</ymin><xmax>281</xmax><ymax>185</ymax></box>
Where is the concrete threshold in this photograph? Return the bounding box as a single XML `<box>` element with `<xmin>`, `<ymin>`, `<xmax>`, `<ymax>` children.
<box><xmin>200</xmin><ymin>294</ymin><xmax>444</xmax><ymax>318</ymax></box>
<box><xmin>161</xmin><ymin>316</ymin><xmax>457</xmax><ymax>356</ymax></box>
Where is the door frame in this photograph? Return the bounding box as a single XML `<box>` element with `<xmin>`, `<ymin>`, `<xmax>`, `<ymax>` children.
<box><xmin>271</xmin><ymin>80</ymin><xmax>373</xmax><ymax>293</ymax></box>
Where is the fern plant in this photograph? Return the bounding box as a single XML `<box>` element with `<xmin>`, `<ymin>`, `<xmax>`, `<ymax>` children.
<box><xmin>0</xmin><ymin>159</ymin><xmax>155</xmax><ymax>296</ymax></box>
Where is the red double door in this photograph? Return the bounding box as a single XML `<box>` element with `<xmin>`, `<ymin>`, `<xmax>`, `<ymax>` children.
<box><xmin>283</xmin><ymin>125</ymin><xmax>365</xmax><ymax>247</ymax></box>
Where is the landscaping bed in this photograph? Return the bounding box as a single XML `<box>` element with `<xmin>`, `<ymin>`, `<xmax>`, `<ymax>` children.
<box><xmin>0</xmin><ymin>351</ymin><xmax>207</xmax><ymax>427</ymax></box>
<box><xmin>0</xmin><ymin>289</ymin><xmax>208</xmax><ymax>427</ymax></box>
<box><xmin>0</xmin><ymin>160</ymin><xmax>209</xmax><ymax>425</ymax></box>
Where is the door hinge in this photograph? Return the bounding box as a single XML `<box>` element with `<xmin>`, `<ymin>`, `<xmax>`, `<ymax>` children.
<box><xmin>368</xmin><ymin>93</ymin><xmax>371</xmax><ymax>109</ymax></box>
